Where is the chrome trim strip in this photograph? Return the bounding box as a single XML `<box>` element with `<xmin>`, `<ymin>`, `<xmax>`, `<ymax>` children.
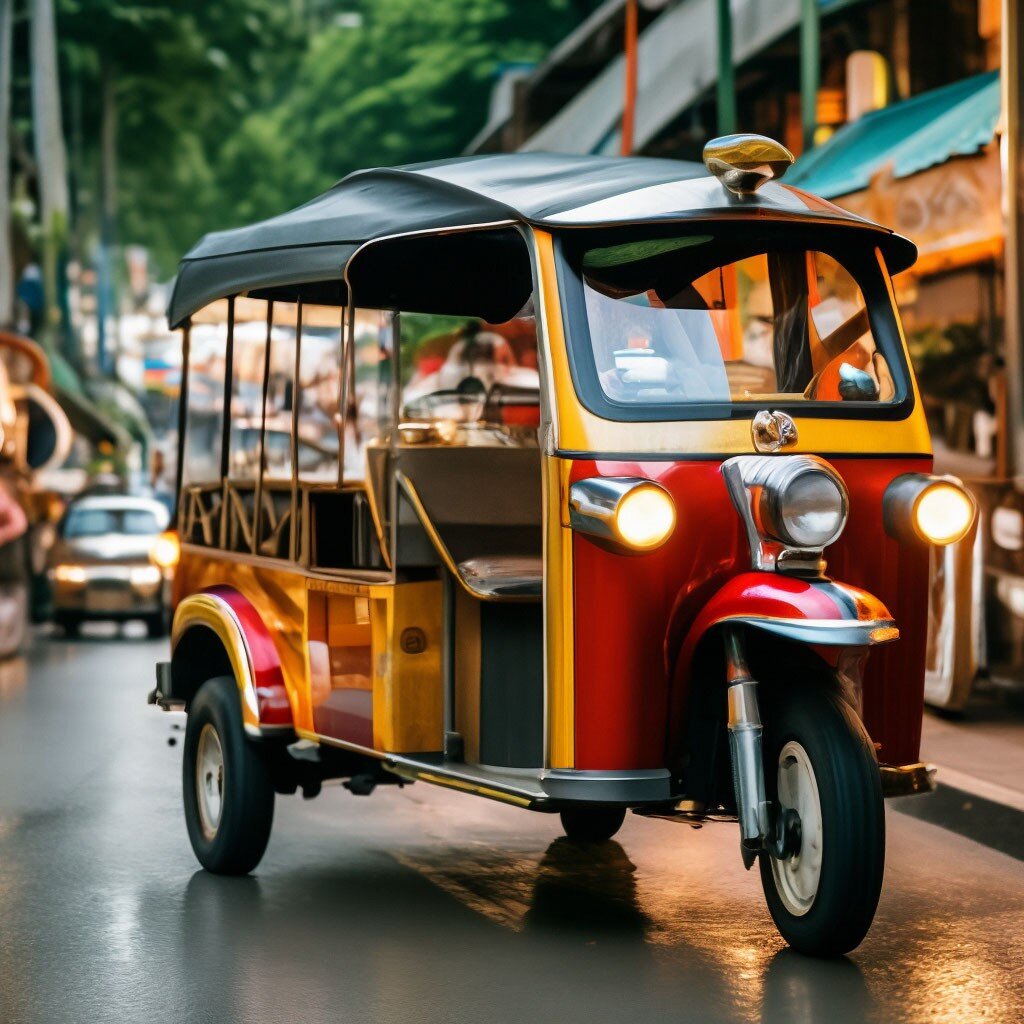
<box><xmin>730</xmin><ymin>615</ymin><xmax>899</xmax><ymax>647</ymax></box>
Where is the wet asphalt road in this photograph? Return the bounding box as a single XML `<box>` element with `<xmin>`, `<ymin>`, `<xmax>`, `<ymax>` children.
<box><xmin>1</xmin><ymin>629</ymin><xmax>1022</xmax><ymax>1024</ymax></box>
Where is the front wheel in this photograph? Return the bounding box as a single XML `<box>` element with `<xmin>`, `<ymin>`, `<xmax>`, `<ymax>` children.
<box><xmin>183</xmin><ymin>676</ymin><xmax>275</xmax><ymax>874</ymax></box>
<box><xmin>759</xmin><ymin>682</ymin><xmax>884</xmax><ymax>957</ymax></box>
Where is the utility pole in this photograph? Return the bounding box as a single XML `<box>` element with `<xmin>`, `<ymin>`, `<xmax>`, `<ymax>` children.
<box><xmin>30</xmin><ymin>0</ymin><xmax>73</xmax><ymax>360</ymax></box>
<box><xmin>97</xmin><ymin>61</ymin><xmax>119</xmax><ymax>378</ymax></box>
<box><xmin>800</xmin><ymin>0</ymin><xmax>820</xmax><ymax>153</ymax></box>
<box><xmin>1003</xmin><ymin>0</ymin><xmax>1024</xmax><ymax>476</ymax></box>
<box><xmin>0</xmin><ymin>0</ymin><xmax>13</xmax><ymax>328</ymax></box>
<box><xmin>621</xmin><ymin>0</ymin><xmax>639</xmax><ymax>155</ymax></box>
<box><xmin>716</xmin><ymin>0</ymin><xmax>736</xmax><ymax>135</ymax></box>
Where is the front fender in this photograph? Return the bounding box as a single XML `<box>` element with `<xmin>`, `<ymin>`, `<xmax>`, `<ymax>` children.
<box><xmin>676</xmin><ymin>571</ymin><xmax>897</xmax><ymax>678</ymax></box>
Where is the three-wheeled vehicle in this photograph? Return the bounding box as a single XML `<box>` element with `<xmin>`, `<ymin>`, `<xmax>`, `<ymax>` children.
<box><xmin>150</xmin><ymin>135</ymin><xmax>976</xmax><ymax>956</ymax></box>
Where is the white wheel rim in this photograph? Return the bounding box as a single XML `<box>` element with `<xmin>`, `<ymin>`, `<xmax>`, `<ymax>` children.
<box><xmin>196</xmin><ymin>723</ymin><xmax>225</xmax><ymax>839</ymax></box>
<box><xmin>770</xmin><ymin>740</ymin><xmax>823</xmax><ymax>917</ymax></box>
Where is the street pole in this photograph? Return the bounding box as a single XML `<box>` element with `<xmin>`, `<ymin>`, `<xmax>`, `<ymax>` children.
<box><xmin>621</xmin><ymin>0</ymin><xmax>638</xmax><ymax>156</ymax></box>
<box><xmin>1003</xmin><ymin>0</ymin><xmax>1024</xmax><ymax>477</ymax></box>
<box><xmin>800</xmin><ymin>0</ymin><xmax>820</xmax><ymax>153</ymax></box>
<box><xmin>0</xmin><ymin>0</ymin><xmax>13</xmax><ymax>329</ymax></box>
<box><xmin>716</xmin><ymin>0</ymin><xmax>737</xmax><ymax>135</ymax></box>
<box><xmin>29</xmin><ymin>0</ymin><xmax>73</xmax><ymax>361</ymax></box>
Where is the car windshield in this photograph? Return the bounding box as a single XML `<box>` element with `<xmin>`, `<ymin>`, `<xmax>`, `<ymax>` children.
<box><xmin>563</xmin><ymin>228</ymin><xmax>906</xmax><ymax>420</ymax></box>
<box><xmin>64</xmin><ymin>508</ymin><xmax>162</xmax><ymax>538</ymax></box>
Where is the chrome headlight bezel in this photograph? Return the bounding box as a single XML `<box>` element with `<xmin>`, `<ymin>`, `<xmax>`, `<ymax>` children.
<box><xmin>757</xmin><ymin>459</ymin><xmax>849</xmax><ymax>550</ymax></box>
<box><xmin>722</xmin><ymin>454</ymin><xmax>849</xmax><ymax>574</ymax></box>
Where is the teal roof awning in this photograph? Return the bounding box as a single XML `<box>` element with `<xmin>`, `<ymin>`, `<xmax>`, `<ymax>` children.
<box><xmin>788</xmin><ymin>71</ymin><xmax>1000</xmax><ymax>199</ymax></box>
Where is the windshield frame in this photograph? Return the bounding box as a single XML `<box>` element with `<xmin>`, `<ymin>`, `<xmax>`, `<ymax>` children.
<box><xmin>554</xmin><ymin>221</ymin><xmax>916</xmax><ymax>424</ymax></box>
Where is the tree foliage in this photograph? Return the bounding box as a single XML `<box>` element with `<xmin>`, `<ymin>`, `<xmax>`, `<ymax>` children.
<box><xmin>56</xmin><ymin>0</ymin><xmax>601</xmax><ymax>275</ymax></box>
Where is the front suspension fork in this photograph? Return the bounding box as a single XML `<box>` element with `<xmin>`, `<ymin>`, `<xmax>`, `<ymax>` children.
<box><xmin>723</xmin><ymin>627</ymin><xmax>798</xmax><ymax>867</ymax></box>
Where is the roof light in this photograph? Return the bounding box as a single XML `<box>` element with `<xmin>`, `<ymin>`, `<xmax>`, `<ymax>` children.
<box><xmin>703</xmin><ymin>134</ymin><xmax>795</xmax><ymax>195</ymax></box>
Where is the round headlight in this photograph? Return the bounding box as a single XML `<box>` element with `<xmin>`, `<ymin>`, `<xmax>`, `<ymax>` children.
<box><xmin>760</xmin><ymin>465</ymin><xmax>848</xmax><ymax>549</ymax></box>
<box><xmin>913</xmin><ymin>481</ymin><xmax>974</xmax><ymax>545</ymax></box>
<box><xmin>883</xmin><ymin>474</ymin><xmax>976</xmax><ymax>547</ymax></box>
<box><xmin>614</xmin><ymin>485</ymin><xmax>676</xmax><ymax>551</ymax></box>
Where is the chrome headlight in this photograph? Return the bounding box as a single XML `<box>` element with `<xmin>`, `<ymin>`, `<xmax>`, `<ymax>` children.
<box><xmin>722</xmin><ymin>454</ymin><xmax>849</xmax><ymax>574</ymax></box>
<box><xmin>883</xmin><ymin>474</ymin><xmax>975</xmax><ymax>546</ymax></box>
<box><xmin>568</xmin><ymin>477</ymin><xmax>676</xmax><ymax>552</ymax></box>
<box><xmin>758</xmin><ymin>460</ymin><xmax>848</xmax><ymax>549</ymax></box>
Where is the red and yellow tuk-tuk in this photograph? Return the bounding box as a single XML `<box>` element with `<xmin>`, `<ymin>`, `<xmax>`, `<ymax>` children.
<box><xmin>150</xmin><ymin>135</ymin><xmax>974</xmax><ymax>956</ymax></box>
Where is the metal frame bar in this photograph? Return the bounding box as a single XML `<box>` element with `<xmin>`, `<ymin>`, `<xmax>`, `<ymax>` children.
<box><xmin>290</xmin><ymin>299</ymin><xmax>303</xmax><ymax>563</ymax></box>
<box><xmin>253</xmin><ymin>300</ymin><xmax>274</xmax><ymax>554</ymax></box>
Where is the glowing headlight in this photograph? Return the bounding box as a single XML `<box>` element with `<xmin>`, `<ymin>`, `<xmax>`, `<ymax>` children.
<box><xmin>758</xmin><ymin>462</ymin><xmax>848</xmax><ymax>550</ymax></box>
<box><xmin>130</xmin><ymin>565</ymin><xmax>162</xmax><ymax>587</ymax></box>
<box><xmin>150</xmin><ymin>531</ymin><xmax>181</xmax><ymax>570</ymax></box>
<box><xmin>53</xmin><ymin>564</ymin><xmax>87</xmax><ymax>584</ymax></box>
<box><xmin>884</xmin><ymin>474</ymin><xmax>975</xmax><ymax>546</ymax></box>
<box><xmin>569</xmin><ymin>477</ymin><xmax>676</xmax><ymax>552</ymax></box>
<box><xmin>614</xmin><ymin>486</ymin><xmax>677</xmax><ymax>550</ymax></box>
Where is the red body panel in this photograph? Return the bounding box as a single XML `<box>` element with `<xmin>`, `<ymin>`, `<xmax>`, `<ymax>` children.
<box><xmin>204</xmin><ymin>585</ymin><xmax>294</xmax><ymax>727</ymax></box>
<box><xmin>570</xmin><ymin>456</ymin><xmax>931</xmax><ymax>771</ymax></box>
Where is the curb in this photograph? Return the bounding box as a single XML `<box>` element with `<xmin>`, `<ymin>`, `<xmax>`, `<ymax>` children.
<box><xmin>891</xmin><ymin>768</ymin><xmax>1024</xmax><ymax>862</ymax></box>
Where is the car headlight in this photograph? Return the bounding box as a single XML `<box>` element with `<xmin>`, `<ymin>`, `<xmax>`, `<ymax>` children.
<box><xmin>130</xmin><ymin>565</ymin><xmax>163</xmax><ymax>587</ymax></box>
<box><xmin>149</xmin><ymin>531</ymin><xmax>180</xmax><ymax>570</ymax></box>
<box><xmin>569</xmin><ymin>477</ymin><xmax>676</xmax><ymax>552</ymax></box>
<box><xmin>884</xmin><ymin>474</ymin><xmax>975</xmax><ymax>546</ymax></box>
<box><xmin>757</xmin><ymin>460</ymin><xmax>849</xmax><ymax>549</ymax></box>
<box><xmin>53</xmin><ymin>564</ymin><xmax>87</xmax><ymax>584</ymax></box>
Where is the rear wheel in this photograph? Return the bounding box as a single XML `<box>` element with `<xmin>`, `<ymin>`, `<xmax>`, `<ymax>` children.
<box><xmin>144</xmin><ymin>610</ymin><xmax>169</xmax><ymax>639</ymax></box>
<box><xmin>559</xmin><ymin>805</ymin><xmax>626</xmax><ymax>843</ymax></box>
<box><xmin>183</xmin><ymin>676</ymin><xmax>275</xmax><ymax>874</ymax></box>
<box><xmin>55</xmin><ymin>613</ymin><xmax>80</xmax><ymax>638</ymax></box>
<box><xmin>759</xmin><ymin>682</ymin><xmax>885</xmax><ymax>957</ymax></box>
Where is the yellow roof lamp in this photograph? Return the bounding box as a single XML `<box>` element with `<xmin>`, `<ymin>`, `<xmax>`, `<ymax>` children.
<box><xmin>883</xmin><ymin>475</ymin><xmax>976</xmax><ymax>547</ymax></box>
<box><xmin>703</xmin><ymin>134</ymin><xmax>796</xmax><ymax>196</ymax></box>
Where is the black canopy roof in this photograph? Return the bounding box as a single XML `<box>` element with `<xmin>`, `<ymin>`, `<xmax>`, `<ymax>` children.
<box><xmin>167</xmin><ymin>152</ymin><xmax>916</xmax><ymax>328</ymax></box>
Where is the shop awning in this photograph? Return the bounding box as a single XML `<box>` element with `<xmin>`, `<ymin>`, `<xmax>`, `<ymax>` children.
<box><xmin>787</xmin><ymin>71</ymin><xmax>1000</xmax><ymax>200</ymax></box>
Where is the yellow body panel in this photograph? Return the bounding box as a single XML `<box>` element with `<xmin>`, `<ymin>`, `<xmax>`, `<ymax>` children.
<box><xmin>370</xmin><ymin>581</ymin><xmax>444</xmax><ymax>753</ymax></box>
<box><xmin>543</xmin><ymin>455</ymin><xmax>575</xmax><ymax>769</ymax></box>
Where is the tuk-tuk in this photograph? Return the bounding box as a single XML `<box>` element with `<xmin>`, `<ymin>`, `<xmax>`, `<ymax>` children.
<box><xmin>150</xmin><ymin>135</ymin><xmax>975</xmax><ymax>957</ymax></box>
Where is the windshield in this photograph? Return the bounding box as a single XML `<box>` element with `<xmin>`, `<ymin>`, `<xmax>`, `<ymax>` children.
<box><xmin>64</xmin><ymin>507</ymin><xmax>163</xmax><ymax>538</ymax></box>
<box><xmin>561</xmin><ymin>227</ymin><xmax>908</xmax><ymax>421</ymax></box>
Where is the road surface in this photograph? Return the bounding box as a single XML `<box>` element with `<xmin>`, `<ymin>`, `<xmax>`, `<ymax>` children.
<box><xmin>0</xmin><ymin>628</ymin><xmax>1021</xmax><ymax>1024</ymax></box>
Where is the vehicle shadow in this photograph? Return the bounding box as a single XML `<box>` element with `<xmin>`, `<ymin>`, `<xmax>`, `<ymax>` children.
<box><xmin>522</xmin><ymin>837</ymin><xmax>648</xmax><ymax>940</ymax></box>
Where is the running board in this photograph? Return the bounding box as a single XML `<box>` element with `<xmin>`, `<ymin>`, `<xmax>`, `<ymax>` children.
<box><xmin>384</xmin><ymin>754</ymin><xmax>673</xmax><ymax>809</ymax></box>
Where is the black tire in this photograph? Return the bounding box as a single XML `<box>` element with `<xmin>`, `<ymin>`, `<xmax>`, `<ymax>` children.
<box><xmin>183</xmin><ymin>676</ymin><xmax>275</xmax><ymax>875</ymax></box>
<box><xmin>758</xmin><ymin>682</ymin><xmax>885</xmax><ymax>957</ymax></box>
<box><xmin>144</xmin><ymin>610</ymin><xmax>169</xmax><ymax>639</ymax></box>
<box><xmin>559</xmin><ymin>805</ymin><xmax>627</xmax><ymax>842</ymax></box>
<box><xmin>55</xmin><ymin>613</ymin><xmax>80</xmax><ymax>638</ymax></box>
